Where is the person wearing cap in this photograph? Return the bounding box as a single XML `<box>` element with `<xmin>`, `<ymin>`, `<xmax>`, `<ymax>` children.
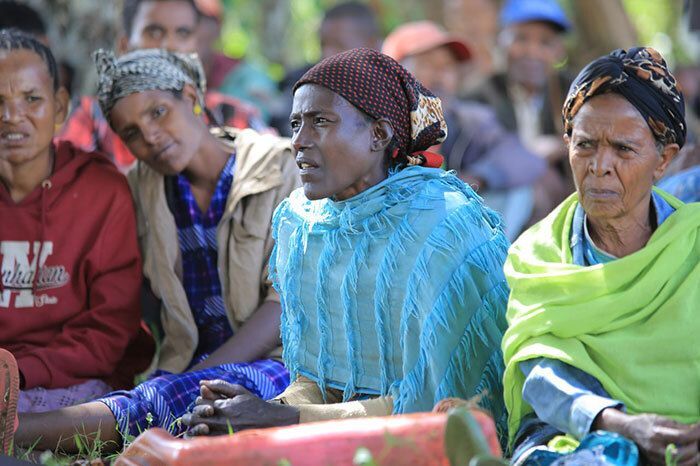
<box><xmin>183</xmin><ymin>48</ymin><xmax>510</xmax><ymax>438</ymax></box>
<box><xmin>503</xmin><ymin>48</ymin><xmax>700</xmax><ymax>465</ymax></box>
<box><xmin>383</xmin><ymin>20</ymin><xmax>547</xmax><ymax>240</ymax></box>
<box><xmin>470</xmin><ymin>0</ymin><xmax>572</xmax><ymax>218</ymax></box>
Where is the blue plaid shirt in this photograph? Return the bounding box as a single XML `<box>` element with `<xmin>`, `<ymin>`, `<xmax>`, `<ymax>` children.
<box><xmin>171</xmin><ymin>155</ymin><xmax>236</xmax><ymax>367</ymax></box>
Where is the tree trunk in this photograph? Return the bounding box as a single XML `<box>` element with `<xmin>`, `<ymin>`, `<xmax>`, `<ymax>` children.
<box><xmin>570</xmin><ymin>0</ymin><xmax>638</xmax><ymax>67</ymax></box>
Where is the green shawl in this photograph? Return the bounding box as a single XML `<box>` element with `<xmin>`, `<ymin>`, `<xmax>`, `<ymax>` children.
<box><xmin>502</xmin><ymin>190</ymin><xmax>700</xmax><ymax>445</ymax></box>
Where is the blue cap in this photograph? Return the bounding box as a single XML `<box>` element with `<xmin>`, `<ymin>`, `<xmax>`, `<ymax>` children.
<box><xmin>500</xmin><ymin>0</ymin><xmax>571</xmax><ymax>32</ymax></box>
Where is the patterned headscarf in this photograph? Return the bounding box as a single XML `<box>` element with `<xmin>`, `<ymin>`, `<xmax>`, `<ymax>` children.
<box><xmin>563</xmin><ymin>47</ymin><xmax>686</xmax><ymax>148</ymax></box>
<box><xmin>294</xmin><ymin>48</ymin><xmax>447</xmax><ymax>168</ymax></box>
<box><xmin>94</xmin><ymin>48</ymin><xmax>207</xmax><ymax>121</ymax></box>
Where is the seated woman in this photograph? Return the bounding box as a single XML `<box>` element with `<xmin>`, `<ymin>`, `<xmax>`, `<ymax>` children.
<box><xmin>503</xmin><ymin>48</ymin><xmax>700</xmax><ymax>466</ymax></box>
<box><xmin>0</xmin><ymin>48</ymin><xmax>299</xmax><ymax>453</ymax></box>
<box><xmin>0</xmin><ymin>31</ymin><xmax>143</xmax><ymax>453</ymax></box>
<box><xmin>183</xmin><ymin>48</ymin><xmax>510</xmax><ymax>438</ymax></box>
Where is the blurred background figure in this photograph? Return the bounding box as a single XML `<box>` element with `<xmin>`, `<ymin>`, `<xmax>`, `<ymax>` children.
<box><xmin>270</xmin><ymin>1</ymin><xmax>381</xmax><ymax>136</ymax></box>
<box><xmin>194</xmin><ymin>0</ymin><xmax>278</xmax><ymax>122</ymax></box>
<box><xmin>383</xmin><ymin>20</ymin><xmax>547</xmax><ymax>239</ymax></box>
<box><xmin>0</xmin><ymin>0</ymin><xmax>75</xmax><ymax>93</ymax></box>
<box><xmin>662</xmin><ymin>63</ymin><xmax>700</xmax><ymax>176</ymax></box>
<box><xmin>318</xmin><ymin>0</ymin><xmax>381</xmax><ymax>60</ymax></box>
<box><xmin>468</xmin><ymin>0</ymin><xmax>573</xmax><ymax>221</ymax></box>
<box><xmin>58</xmin><ymin>0</ymin><xmax>266</xmax><ymax>172</ymax></box>
<box><xmin>470</xmin><ymin>0</ymin><xmax>570</xmax><ymax>160</ymax></box>
<box><xmin>658</xmin><ymin>62</ymin><xmax>700</xmax><ymax>203</ymax></box>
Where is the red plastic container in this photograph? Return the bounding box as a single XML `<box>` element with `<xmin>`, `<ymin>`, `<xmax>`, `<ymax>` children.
<box><xmin>116</xmin><ymin>410</ymin><xmax>500</xmax><ymax>466</ymax></box>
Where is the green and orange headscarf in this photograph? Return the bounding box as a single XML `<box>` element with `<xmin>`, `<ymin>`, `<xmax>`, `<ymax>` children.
<box><xmin>563</xmin><ymin>47</ymin><xmax>686</xmax><ymax>148</ymax></box>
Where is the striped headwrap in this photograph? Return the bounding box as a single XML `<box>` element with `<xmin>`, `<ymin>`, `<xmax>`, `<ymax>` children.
<box><xmin>294</xmin><ymin>48</ymin><xmax>447</xmax><ymax>168</ymax></box>
<box><xmin>563</xmin><ymin>47</ymin><xmax>686</xmax><ymax>148</ymax></box>
<box><xmin>94</xmin><ymin>48</ymin><xmax>207</xmax><ymax>121</ymax></box>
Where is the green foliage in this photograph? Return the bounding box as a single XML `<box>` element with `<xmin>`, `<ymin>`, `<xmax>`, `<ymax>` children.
<box><xmin>621</xmin><ymin>0</ymin><xmax>689</xmax><ymax>65</ymax></box>
<box><xmin>666</xmin><ymin>443</ymin><xmax>679</xmax><ymax>466</ymax></box>
<box><xmin>218</xmin><ymin>0</ymin><xmax>432</xmax><ymax>77</ymax></box>
<box><xmin>353</xmin><ymin>447</ymin><xmax>379</xmax><ymax>466</ymax></box>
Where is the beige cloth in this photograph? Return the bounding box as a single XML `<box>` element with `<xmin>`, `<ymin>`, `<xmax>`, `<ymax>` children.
<box><xmin>275</xmin><ymin>376</ymin><xmax>394</xmax><ymax>423</ymax></box>
<box><xmin>127</xmin><ymin>127</ymin><xmax>300</xmax><ymax>374</ymax></box>
<box><xmin>509</xmin><ymin>84</ymin><xmax>544</xmax><ymax>153</ymax></box>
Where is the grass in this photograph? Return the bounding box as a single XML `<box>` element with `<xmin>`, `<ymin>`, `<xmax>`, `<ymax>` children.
<box><xmin>11</xmin><ymin>427</ymin><xmax>122</xmax><ymax>465</ymax></box>
<box><xmin>10</xmin><ymin>411</ymin><xmax>181</xmax><ymax>465</ymax></box>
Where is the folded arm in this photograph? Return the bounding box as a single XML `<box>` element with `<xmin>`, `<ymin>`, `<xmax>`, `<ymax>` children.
<box><xmin>520</xmin><ymin>358</ymin><xmax>624</xmax><ymax>440</ymax></box>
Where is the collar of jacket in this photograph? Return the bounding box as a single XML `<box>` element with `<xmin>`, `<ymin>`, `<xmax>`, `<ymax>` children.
<box><xmin>128</xmin><ymin>127</ymin><xmax>292</xmax><ymax>373</ymax></box>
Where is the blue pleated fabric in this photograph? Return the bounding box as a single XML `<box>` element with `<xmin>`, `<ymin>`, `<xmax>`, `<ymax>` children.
<box><xmin>270</xmin><ymin>166</ymin><xmax>511</xmax><ymax>433</ymax></box>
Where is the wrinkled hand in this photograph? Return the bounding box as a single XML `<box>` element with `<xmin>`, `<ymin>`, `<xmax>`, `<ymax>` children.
<box><xmin>626</xmin><ymin>415</ymin><xmax>700</xmax><ymax>466</ymax></box>
<box><xmin>596</xmin><ymin>409</ymin><xmax>700</xmax><ymax>466</ymax></box>
<box><xmin>182</xmin><ymin>379</ymin><xmax>299</xmax><ymax>437</ymax></box>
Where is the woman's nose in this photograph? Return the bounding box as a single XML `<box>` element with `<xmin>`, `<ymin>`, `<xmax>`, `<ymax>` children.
<box><xmin>0</xmin><ymin>100</ymin><xmax>23</xmax><ymax>123</ymax></box>
<box><xmin>291</xmin><ymin>123</ymin><xmax>311</xmax><ymax>152</ymax></box>
<box><xmin>590</xmin><ymin>148</ymin><xmax>614</xmax><ymax>176</ymax></box>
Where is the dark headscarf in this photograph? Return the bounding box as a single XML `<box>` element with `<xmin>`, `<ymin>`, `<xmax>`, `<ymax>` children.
<box><xmin>94</xmin><ymin>48</ymin><xmax>207</xmax><ymax>122</ymax></box>
<box><xmin>294</xmin><ymin>48</ymin><xmax>447</xmax><ymax>168</ymax></box>
<box><xmin>563</xmin><ymin>47</ymin><xmax>686</xmax><ymax>148</ymax></box>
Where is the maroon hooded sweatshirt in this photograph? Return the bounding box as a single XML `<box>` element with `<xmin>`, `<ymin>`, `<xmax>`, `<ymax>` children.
<box><xmin>0</xmin><ymin>140</ymin><xmax>142</xmax><ymax>390</ymax></box>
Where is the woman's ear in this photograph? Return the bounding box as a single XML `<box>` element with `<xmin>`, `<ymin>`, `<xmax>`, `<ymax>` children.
<box><xmin>371</xmin><ymin>118</ymin><xmax>394</xmax><ymax>153</ymax></box>
<box><xmin>654</xmin><ymin>143</ymin><xmax>680</xmax><ymax>181</ymax></box>
<box><xmin>181</xmin><ymin>84</ymin><xmax>199</xmax><ymax>110</ymax></box>
<box><xmin>53</xmin><ymin>86</ymin><xmax>70</xmax><ymax>126</ymax></box>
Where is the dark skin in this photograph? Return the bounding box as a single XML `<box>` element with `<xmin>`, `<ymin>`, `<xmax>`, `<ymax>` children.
<box><xmin>593</xmin><ymin>411</ymin><xmax>700</xmax><ymax>466</ymax></box>
<box><xmin>118</xmin><ymin>0</ymin><xmax>199</xmax><ymax>54</ymax></box>
<box><xmin>0</xmin><ymin>50</ymin><xmax>68</xmax><ymax>203</ymax></box>
<box><xmin>319</xmin><ymin>17</ymin><xmax>379</xmax><ymax>60</ymax></box>
<box><xmin>289</xmin><ymin>83</ymin><xmax>393</xmax><ymax>201</ymax></box>
<box><xmin>13</xmin><ymin>85</ymin><xmax>282</xmax><ymax>453</ymax></box>
<box><xmin>502</xmin><ymin>20</ymin><xmax>568</xmax><ymax>162</ymax></box>
<box><xmin>502</xmin><ymin>20</ymin><xmax>564</xmax><ymax>96</ymax></box>
<box><xmin>566</xmin><ymin>93</ymin><xmax>677</xmax><ymax>257</ymax></box>
<box><xmin>566</xmin><ymin>94</ymin><xmax>695</xmax><ymax>465</ymax></box>
<box><xmin>183</xmin><ymin>83</ymin><xmax>394</xmax><ymax>436</ymax></box>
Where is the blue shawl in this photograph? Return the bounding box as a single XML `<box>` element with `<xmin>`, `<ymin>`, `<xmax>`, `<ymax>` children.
<box><xmin>270</xmin><ymin>166</ymin><xmax>510</xmax><ymax>428</ymax></box>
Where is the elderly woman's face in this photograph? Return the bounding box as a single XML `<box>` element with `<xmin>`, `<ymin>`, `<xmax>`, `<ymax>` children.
<box><xmin>290</xmin><ymin>84</ymin><xmax>387</xmax><ymax>201</ymax></box>
<box><xmin>567</xmin><ymin>93</ymin><xmax>674</xmax><ymax>222</ymax></box>
<box><xmin>110</xmin><ymin>88</ymin><xmax>202</xmax><ymax>175</ymax></box>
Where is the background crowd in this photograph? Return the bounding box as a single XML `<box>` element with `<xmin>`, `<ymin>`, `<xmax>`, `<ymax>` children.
<box><xmin>1</xmin><ymin>0</ymin><xmax>699</xmax><ymax>464</ymax></box>
<box><xmin>3</xmin><ymin>0</ymin><xmax>697</xmax><ymax>232</ymax></box>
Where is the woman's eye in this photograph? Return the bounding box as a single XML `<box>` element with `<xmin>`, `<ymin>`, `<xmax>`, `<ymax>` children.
<box><xmin>314</xmin><ymin>117</ymin><xmax>329</xmax><ymax>125</ymax></box>
<box><xmin>289</xmin><ymin>120</ymin><xmax>300</xmax><ymax>131</ymax></box>
<box><xmin>152</xmin><ymin>105</ymin><xmax>166</xmax><ymax>118</ymax></box>
<box><xmin>576</xmin><ymin>141</ymin><xmax>592</xmax><ymax>149</ymax></box>
<box><xmin>26</xmin><ymin>95</ymin><xmax>41</xmax><ymax>103</ymax></box>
